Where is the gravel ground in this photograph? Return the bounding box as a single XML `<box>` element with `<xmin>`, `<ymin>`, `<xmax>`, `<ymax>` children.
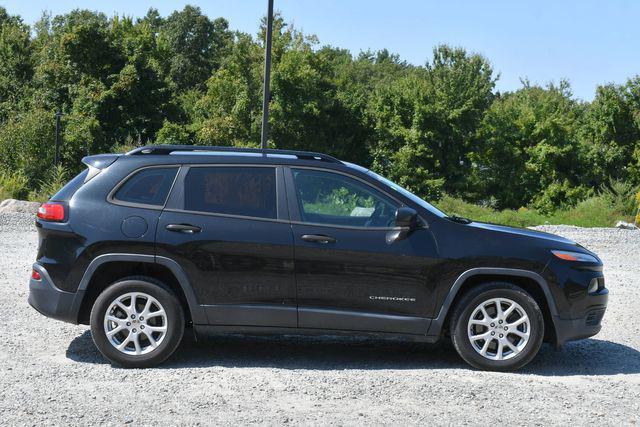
<box><xmin>0</xmin><ymin>218</ymin><xmax>639</xmax><ymax>425</ymax></box>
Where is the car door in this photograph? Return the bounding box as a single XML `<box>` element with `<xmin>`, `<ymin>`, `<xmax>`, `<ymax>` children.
<box><xmin>285</xmin><ymin>167</ymin><xmax>438</xmax><ymax>335</ymax></box>
<box><xmin>156</xmin><ymin>164</ymin><xmax>297</xmax><ymax>328</ymax></box>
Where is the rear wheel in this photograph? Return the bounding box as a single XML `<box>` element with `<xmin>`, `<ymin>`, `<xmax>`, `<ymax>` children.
<box><xmin>90</xmin><ymin>278</ymin><xmax>185</xmax><ymax>368</ymax></box>
<box><xmin>450</xmin><ymin>282</ymin><xmax>544</xmax><ymax>371</ymax></box>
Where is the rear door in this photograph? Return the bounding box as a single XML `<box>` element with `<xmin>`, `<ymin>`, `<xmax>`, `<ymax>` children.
<box><xmin>285</xmin><ymin>167</ymin><xmax>438</xmax><ymax>335</ymax></box>
<box><xmin>156</xmin><ymin>164</ymin><xmax>297</xmax><ymax>328</ymax></box>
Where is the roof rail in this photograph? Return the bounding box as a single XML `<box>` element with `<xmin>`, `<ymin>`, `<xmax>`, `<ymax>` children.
<box><xmin>126</xmin><ymin>145</ymin><xmax>342</xmax><ymax>164</ymax></box>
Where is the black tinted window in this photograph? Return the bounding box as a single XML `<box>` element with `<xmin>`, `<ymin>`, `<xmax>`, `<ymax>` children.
<box><xmin>184</xmin><ymin>167</ymin><xmax>277</xmax><ymax>219</ymax></box>
<box><xmin>292</xmin><ymin>169</ymin><xmax>398</xmax><ymax>227</ymax></box>
<box><xmin>114</xmin><ymin>167</ymin><xmax>178</xmax><ymax>206</ymax></box>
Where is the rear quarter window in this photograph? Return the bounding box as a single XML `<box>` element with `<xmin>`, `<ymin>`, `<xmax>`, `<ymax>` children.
<box><xmin>112</xmin><ymin>167</ymin><xmax>178</xmax><ymax>207</ymax></box>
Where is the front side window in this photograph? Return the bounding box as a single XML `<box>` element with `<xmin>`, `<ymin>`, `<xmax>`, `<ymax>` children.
<box><xmin>184</xmin><ymin>167</ymin><xmax>277</xmax><ymax>219</ymax></box>
<box><xmin>113</xmin><ymin>167</ymin><xmax>178</xmax><ymax>206</ymax></box>
<box><xmin>292</xmin><ymin>169</ymin><xmax>399</xmax><ymax>227</ymax></box>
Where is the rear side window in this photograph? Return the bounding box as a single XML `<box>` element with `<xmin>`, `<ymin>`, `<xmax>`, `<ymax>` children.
<box><xmin>113</xmin><ymin>167</ymin><xmax>178</xmax><ymax>206</ymax></box>
<box><xmin>184</xmin><ymin>167</ymin><xmax>276</xmax><ymax>219</ymax></box>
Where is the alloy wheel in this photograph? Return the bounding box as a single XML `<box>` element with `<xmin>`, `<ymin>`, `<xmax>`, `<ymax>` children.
<box><xmin>103</xmin><ymin>292</ymin><xmax>168</xmax><ymax>355</ymax></box>
<box><xmin>467</xmin><ymin>297</ymin><xmax>531</xmax><ymax>361</ymax></box>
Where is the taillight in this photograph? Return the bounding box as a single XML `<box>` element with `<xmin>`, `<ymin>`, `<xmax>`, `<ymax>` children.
<box><xmin>37</xmin><ymin>202</ymin><xmax>66</xmax><ymax>222</ymax></box>
<box><xmin>31</xmin><ymin>269</ymin><xmax>42</xmax><ymax>281</ymax></box>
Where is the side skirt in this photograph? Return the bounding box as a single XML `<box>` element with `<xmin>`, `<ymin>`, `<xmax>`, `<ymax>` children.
<box><xmin>194</xmin><ymin>324</ymin><xmax>440</xmax><ymax>343</ymax></box>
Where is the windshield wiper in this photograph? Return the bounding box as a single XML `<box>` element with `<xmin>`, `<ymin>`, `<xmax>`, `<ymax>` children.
<box><xmin>447</xmin><ymin>215</ymin><xmax>472</xmax><ymax>224</ymax></box>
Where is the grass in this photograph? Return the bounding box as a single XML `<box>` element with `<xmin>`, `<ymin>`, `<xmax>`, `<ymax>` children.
<box><xmin>434</xmin><ymin>195</ymin><xmax>635</xmax><ymax>228</ymax></box>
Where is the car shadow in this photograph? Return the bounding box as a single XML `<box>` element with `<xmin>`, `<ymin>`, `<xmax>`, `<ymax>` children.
<box><xmin>66</xmin><ymin>329</ymin><xmax>640</xmax><ymax>376</ymax></box>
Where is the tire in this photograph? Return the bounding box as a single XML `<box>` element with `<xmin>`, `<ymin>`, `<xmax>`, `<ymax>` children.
<box><xmin>450</xmin><ymin>282</ymin><xmax>544</xmax><ymax>371</ymax></box>
<box><xmin>90</xmin><ymin>277</ymin><xmax>185</xmax><ymax>368</ymax></box>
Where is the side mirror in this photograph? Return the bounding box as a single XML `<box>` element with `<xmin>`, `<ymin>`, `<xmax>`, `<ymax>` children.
<box><xmin>386</xmin><ymin>207</ymin><xmax>418</xmax><ymax>244</ymax></box>
<box><xmin>395</xmin><ymin>207</ymin><xmax>418</xmax><ymax>228</ymax></box>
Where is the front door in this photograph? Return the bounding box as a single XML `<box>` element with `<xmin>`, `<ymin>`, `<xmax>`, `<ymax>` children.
<box><xmin>156</xmin><ymin>165</ymin><xmax>296</xmax><ymax>327</ymax></box>
<box><xmin>286</xmin><ymin>167</ymin><xmax>438</xmax><ymax>335</ymax></box>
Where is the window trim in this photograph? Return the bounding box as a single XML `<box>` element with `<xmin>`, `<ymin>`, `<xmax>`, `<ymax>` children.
<box><xmin>107</xmin><ymin>165</ymin><xmax>181</xmax><ymax>210</ymax></box>
<box><xmin>165</xmin><ymin>164</ymin><xmax>286</xmax><ymax>223</ymax></box>
<box><xmin>284</xmin><ymin>166</ymin><xmax>418</xmax><ymax>231</ymax></box>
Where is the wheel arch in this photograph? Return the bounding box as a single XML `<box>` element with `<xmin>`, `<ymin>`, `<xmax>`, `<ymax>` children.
<box><xmin>427</xmin><ymin>268</ymin><xmax>558</xmax><ymax>342</ymax></box>
<box><xmin>73</xmin><ymin>254</ymin><xmax>206</xmax><ymax>325</ymax></box>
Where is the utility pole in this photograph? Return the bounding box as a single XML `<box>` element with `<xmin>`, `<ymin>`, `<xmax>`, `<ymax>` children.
<box><xmin>54</xmin><ymin>111</ymin><xmax>62</xmax><ymax>167</ymax></box>
<box><xmin>260</xmin><ymin>0</ymin><xmax>274</xmax><ymax>150</ymax></box>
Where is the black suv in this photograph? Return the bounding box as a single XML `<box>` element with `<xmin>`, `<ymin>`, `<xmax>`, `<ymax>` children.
<box><xmin>28</xmin><ymin>145</ymin><xmax>608</xmax><ymax>370</ymax></box>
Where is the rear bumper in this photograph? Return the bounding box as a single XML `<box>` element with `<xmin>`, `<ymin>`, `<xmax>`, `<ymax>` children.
<box><xmin>28</xmin><ymin>264</ymin><xmax>83</xmax><ymax>324</ymax></box>
<box><xmin>553</xmin><ymin>288</ymin><xmax>608</xmax><ymax>346</ymax></box>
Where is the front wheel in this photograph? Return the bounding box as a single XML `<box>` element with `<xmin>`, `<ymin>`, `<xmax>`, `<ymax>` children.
<box><xmin>90</xmin><ymin>278</ymin><xmax>185</xmax><ymax>368</ymax></box>
<box><xmin>450</xmin><ymin>282</ymin><xmax>544</xmax><ymax>371</ymax></box>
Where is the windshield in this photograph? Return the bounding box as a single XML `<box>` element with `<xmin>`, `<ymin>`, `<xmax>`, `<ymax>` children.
<box><xmin>342</xmin><ymin>163</ymin><xmax>447</xmax><ymax>218</ymax></box>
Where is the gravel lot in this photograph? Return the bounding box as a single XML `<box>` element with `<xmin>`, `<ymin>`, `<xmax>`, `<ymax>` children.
<box><xmin>1</xmin><ymin>216</ymin><xmax>639</xmax><ymax>425</ymax></box>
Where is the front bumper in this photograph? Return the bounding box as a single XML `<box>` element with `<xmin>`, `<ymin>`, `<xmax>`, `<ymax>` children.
<box><xmin>28</xmin><ymin>264</ymin><xmax>84</xmax><ymax>324</ymax></box>
<box><xmin>552</xmin><ymin>288</ymin><xmax>608</xmax><ymax>346</ymax></box>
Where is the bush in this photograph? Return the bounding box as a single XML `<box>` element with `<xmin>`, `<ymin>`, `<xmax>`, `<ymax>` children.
<box><xmin>0</xmin><ymin>169</ymin><xmax>29</xmax><ymax>200</ymax></box>
<box><xmin>0</xmin><ymin>109</ymin><xmax>56</xmax><ymax>188</ymax></box>
<box><xmin>434</xmin><ymin>194</ymin><xmax>627</xmax><ymax>228</ymax></box>
<box><xmin>28</xmin><ymin>165</ymin><xmax>68</xmax><ymax>203</ymax></box>
<box><xmin>532</xmin><ymin>180</ymin><xmax>591</xmax><ymax>215</ymax></box>
<box><xmin>600</xmin><ymin>178</ymin><xmax>640</xmax><ymax>217</ymax></box>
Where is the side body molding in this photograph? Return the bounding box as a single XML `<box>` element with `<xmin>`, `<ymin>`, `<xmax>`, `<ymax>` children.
<box><xmin>74</xmin><ymin>253</ymin><xmax>206</xmax><ymax>324</ymax></box>
<box><xmin>426</xmin><ymin>267</ymin><xmax>558</xmax><ymax>337</ymax></box>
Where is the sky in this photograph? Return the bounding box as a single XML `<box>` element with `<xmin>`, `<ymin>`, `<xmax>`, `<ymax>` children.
<box><xmin>1</xmin><ymin>0</ymin><xmax>639</xmax><ymax>101</ymax></box>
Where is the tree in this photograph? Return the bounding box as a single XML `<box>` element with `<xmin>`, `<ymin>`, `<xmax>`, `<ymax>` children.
<box><xmin>579</xmin><ymin>80</ymin><xmax>640</xmax><ymax>188</ymax></box>
<box><xmin>0</xmin><ymin>7</ymin><xmax>33</xmax><ymax>122</ymax></box>
<box><xmin>369</xmin><ymin>45</ymin><xmax>496</xmax><ymax>200</ymax></box>
<box><xmin>191</xmin><ymin>32</ymin><xmax>263</xmax><ymax>146</ymax></box>
<box><xmin>473</xmin><ymin>81</ymin><xmax>587</xmax><ymax>211</ymax></box>
<box><xmin>158</xmin><ymin>6</ymin><xmax>232</xmax><ymax>92</ymax></box>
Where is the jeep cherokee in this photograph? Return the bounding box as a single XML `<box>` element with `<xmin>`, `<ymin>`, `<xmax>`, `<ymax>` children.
<box><xmin>28</xmin><ymin>145</ymin><xmax>609</xmax><ymax>370</ymax></box>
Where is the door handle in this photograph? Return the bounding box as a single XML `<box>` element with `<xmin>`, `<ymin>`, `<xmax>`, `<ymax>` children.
<box><xmin>166</xmin><ymin>224</ymin><xmax>202</xmax><ymax>234</ymax></box>
<box><xmin>301</xmin><ymin>234</ymin><xmax>336</xmax><ymax>244</ymax></box>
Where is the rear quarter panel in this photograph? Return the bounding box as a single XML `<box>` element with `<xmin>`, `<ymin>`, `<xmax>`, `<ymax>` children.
<box><xmin>36</xmin><ymin>158</ymin><xmax>172</xmax><ymax>292</ymax></box>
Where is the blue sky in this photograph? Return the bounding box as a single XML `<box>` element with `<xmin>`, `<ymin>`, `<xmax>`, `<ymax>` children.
<box><xmin>2</xmin><ymin>0</ymin><xmax>639</xmax><ymax>101</ymax></box>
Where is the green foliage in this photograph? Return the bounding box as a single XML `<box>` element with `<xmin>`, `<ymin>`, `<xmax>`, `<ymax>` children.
<box><xmin>156</xmin><ymin>120</ymin><xmax>191</xmax><ymax>144</ymax></box>
<box><xmin>28</xmin><ymin>164</ymin><xmax>68</xmax><ymax>202</ymax></box>
<box><xmin>579</xmin><ymin>83</ymin><xmax>640</xmax><ymax>187</ymax></box>
<box><xmin>472</xmin><ymin>81</ymin><xmax>583</xmax><ymax>209</ymax></box>
<box><xmin>0</xmin><ymin>8</ymin><xmax>33</xmax><ymax>122</ymax></box>
<box><xmin>0</xmin><ymin>169</ymin><xmax>29</xmax><ymax>200</ymax></box>
<box><xmin>0</xmin><ymin>6</ymin><xmax>640</xmax><ymax>228</ymax></box>
<box><xmin>158</xmin><ymin>6</ymin><xmax>232</xmax><ymax>91</ymax></box>
<box><xmin>599</xmin><ymin>179</ymin><xmax>640</xmax><ymax>217</ymax></box>
<box><xmin>0</xmin><ymin>109</ymin><xmax>55</xmax><ymax>187</ymax></box>
<box><xmin>532</xmin><ymin>180</ymin><xmax>592</xmax><ymax>215</ymax></box>
<box><xmin>369</xmin><ymin>45</ymin><xmax>496</xmax><ymax>201</ymax></box>
<box><xmin>436</xmin><ymin>194</ymin><xmax>631</xmax><ymax>228</ymax></box>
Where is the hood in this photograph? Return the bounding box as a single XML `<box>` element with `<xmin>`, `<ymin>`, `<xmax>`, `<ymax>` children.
<box><xmin>467</xmin><ymin>221</ymin><xmax>577</xmax><ymax>245</ymax></box>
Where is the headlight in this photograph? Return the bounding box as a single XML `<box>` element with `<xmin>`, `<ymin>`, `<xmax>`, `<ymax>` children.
<box><xmin>551</xmin><ymin>250</ymin><xmax>599</xmax><ymax>263</ymax></box>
